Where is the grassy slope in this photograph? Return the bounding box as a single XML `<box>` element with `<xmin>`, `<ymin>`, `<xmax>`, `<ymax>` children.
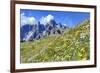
<box><xmin>21</xmin><ymin>20</ymin><xmax>90</xmax><ymax>63</ymax></box>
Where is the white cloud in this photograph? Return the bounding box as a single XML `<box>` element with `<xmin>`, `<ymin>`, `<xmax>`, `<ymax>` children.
<box><xmin>21</xmin><ymin>13</ymin><xmax>36</xmax><ymax>27</ymax></box>
<box><xmin>46</xmin><ymin>14</ymin><xmax>54</xmax><ymax>22</ymax></box>
<box><xmin>40</xmin><ymin>14</ymin><xmax>54</xmax><ymax>25</ymax></box>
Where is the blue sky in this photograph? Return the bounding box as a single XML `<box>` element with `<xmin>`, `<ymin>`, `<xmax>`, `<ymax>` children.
<box><xmin>20</xmin><ymin>9</ymin><xmax>90</xmax><ymax>27</ymax></box>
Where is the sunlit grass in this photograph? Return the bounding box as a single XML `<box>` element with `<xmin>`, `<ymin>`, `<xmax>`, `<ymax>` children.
<box><xmin>20</xmin><ymin>19</ymin><xmax>90</xmax><ymax>63</ymax></box>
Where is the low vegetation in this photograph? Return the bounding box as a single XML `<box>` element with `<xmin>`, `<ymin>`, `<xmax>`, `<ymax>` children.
<box><xmin>21</xmin><ymin>19</ymin><xmax>90</xmax><ymax>63</ymax></box>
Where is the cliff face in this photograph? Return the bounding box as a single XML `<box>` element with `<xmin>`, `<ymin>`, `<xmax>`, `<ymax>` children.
<box><xmin>20</xmin><ymin>20</ymin><xmax>68</xmax><ymax>42</ymax></box>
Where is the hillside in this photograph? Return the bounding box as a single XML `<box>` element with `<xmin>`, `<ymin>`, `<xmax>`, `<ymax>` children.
<box><xmin>20</xmin><ymin>19</ymin><xmax>90</xmax><ymax>63</ymax></box>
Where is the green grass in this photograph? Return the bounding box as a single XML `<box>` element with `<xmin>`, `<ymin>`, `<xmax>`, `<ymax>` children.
<box><xmin>20</xmin><ymin>19</ymin><xmax>90</xmax><ymax>63</ymax></box>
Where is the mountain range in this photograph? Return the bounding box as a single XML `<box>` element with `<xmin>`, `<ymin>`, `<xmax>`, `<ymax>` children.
<box><xmin>20</xmin><ymin>19</ymin><xmax>68</xmax><ymax>42</ymax></box>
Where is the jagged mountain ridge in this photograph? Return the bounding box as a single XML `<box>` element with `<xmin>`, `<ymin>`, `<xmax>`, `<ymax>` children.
<box><xmin>21</xmin><ymin>19</ymin><xmax>68</xmax><ymax>41</ymax></box>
